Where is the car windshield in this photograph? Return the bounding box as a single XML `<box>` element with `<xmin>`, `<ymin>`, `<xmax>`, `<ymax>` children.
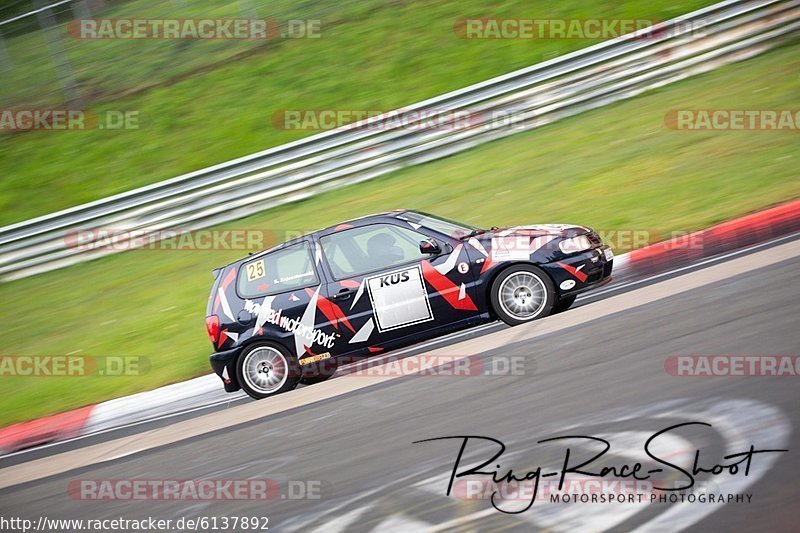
<box><xmin>399</xmin><ymin>211</ymin><xmax>482</xmax><ymax>239</ymax></box>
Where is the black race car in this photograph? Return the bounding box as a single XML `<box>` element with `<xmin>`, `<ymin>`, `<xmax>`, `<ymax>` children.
<box><xmin>206</xmin><ymin>210</ymin><xmax>613</xmax><ymax>398</ymax></box>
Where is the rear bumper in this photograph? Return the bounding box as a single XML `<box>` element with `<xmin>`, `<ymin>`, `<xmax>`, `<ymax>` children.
<box><xmin>542</xmin><ymin>245</ymin><xmax>614</xmax><ymax>297</ymax></box>
<box><xmin>209</xmin><ymin>346</ymin><xmax>243</xmax><ymax>392</ymax></box>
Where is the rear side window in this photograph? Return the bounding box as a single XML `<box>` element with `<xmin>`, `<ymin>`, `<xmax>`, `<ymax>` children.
<box><xmin>238</xmin><ymin>242</ymin><xmax>318</xmax><ymax>298</ymax></box>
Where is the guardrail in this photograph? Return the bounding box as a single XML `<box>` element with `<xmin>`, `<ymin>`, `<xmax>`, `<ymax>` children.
<box><xmin>1</xmin><ymin>0</ymin><xmax>798</xmax><ymax>280</ymax></box>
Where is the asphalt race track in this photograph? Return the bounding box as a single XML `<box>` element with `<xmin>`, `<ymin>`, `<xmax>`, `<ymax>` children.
<box><xmin>0</xmin><ymin>239</ymin><xmax>798</xmax><ymax>532</ymax></box>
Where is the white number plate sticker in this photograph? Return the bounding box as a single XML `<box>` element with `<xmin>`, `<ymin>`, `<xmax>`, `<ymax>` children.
<box><xmin>604</xmin><ymin>248</ymin><xmax>614</xmax><ymax>261</ymax></box>
<box><xmin>367</xmin><ymin>265</ymin><xmax>433</xmax><ymax>332</ymax></box>
<box><xmin>246</xmin><ymin>259</ymin><xmax>266</xmax><ymax>282</ymax></box>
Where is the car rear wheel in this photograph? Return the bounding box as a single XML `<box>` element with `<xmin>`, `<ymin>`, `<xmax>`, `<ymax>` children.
<box><xmin>490</xmin><ymin>265</ymin><xmax>555</xmax><ymax>326</ymax></box>
<box><xmin>237</xmin><ymin>342</ymin><xmax>300</xmax><ymax>399</ymax></box>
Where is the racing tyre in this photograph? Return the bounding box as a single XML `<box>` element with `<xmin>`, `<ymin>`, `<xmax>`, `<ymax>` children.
<box><xmin>490</xmin><ymin>264</ymin><xmax>556</xmax><ymax>326</ymax></box>
<box><xmin>236</xmin><ymin>342</ymin><xmax>301</xmax><ymax>399</ymax></box>
<box><xmin>552</xmin><ymin>294</ymin><xmax>577</xmax><ymax>314</ymax></box>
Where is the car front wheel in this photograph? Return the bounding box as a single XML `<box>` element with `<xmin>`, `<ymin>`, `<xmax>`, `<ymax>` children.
<box><xmin>490</xmin><ymin>265</ymin><xmax>556</xmax><ymax>326</ymax></box>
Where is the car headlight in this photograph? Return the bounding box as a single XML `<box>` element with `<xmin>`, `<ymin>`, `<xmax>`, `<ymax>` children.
<box><xmin>559</xmin><ymin>235</ymin><xmax>593</xmax><ymax>254</ymax></box>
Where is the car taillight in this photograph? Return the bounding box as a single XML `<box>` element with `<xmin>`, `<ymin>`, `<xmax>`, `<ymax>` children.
<box><xmin>206</xmin><ymin>315</ymin><xmax>220</xmax><ymax>345</ymax></box>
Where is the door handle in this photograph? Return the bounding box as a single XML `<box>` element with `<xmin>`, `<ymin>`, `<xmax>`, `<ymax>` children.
<box><xmin>332</xmin><ymin>288</ymin><xmax>354</xmax><ymax>300</ymax></box>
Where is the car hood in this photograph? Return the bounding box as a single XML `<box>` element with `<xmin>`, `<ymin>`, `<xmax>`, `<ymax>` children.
<box><xmin>481</xmin><ymin>224</ymin><xmax>591</xmax><ymax>238</ymax></box>
<box><xmin>463</xmin><ymin>224</ymin><xmax>597</xmax><ymax>263</ymax></box>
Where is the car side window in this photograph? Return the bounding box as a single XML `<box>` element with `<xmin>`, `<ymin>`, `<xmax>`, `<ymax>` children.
<box><xmin>238</xmin><ymin>242</ymin><xmax>318</xmax><ymax>298</ymax></box>
<box><xmin>321</xmin><ymin>224</ymin><xmax>429</xmax><ymax>279</ymax></box>
<box><xmin>322</xmin><ymin>241</ymin><xmax>357</xmax><ymax>278</ymax></box>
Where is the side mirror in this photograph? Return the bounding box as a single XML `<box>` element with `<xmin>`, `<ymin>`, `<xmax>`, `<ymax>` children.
<box><xmin>419</xmin><ymin>239</ymin><xmax>442</xmax><ymax>255</ymax></box>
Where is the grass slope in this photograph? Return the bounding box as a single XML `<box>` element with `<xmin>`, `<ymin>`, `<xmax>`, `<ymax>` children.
<box><xmin>0</xmin><ymin>0</ymin><xmax>713</xmax><ymax>224</ymax></box>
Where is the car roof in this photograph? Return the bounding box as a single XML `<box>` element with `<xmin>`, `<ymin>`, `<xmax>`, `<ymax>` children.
<box><xmin>317</xmin><ymin>209</ymin><xmax>411</xmax><ymax>233</ymax></box>
<box><xmin>220</xmin><ymin>210</ymin><xmax>414</xmax><ymax>268</ymax></box>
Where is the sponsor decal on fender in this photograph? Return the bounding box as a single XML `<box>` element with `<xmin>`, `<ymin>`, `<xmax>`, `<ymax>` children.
<box><xmin>558</xmin><ymin>261</ymin><xmax>588</xmax><ymax>282</ymax></box>
<box><xmin>490</xmin><ymin>235</ymin><xmax>532</xmax><ymax>261</ymax></box>
<box><xmin>560</xmin><ymin>279</ymin><xmax>576</xmax><ymax>290</ymax></box>
<box><xmin>300</xmin><ymin>352</ymin><xmax>331</xmax><ymax>365</ymax></box>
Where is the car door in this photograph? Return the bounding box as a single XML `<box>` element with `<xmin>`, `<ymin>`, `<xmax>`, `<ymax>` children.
<box><xmin>316</xmin><ymin>222</ymin><xmax>481</xmax><ymax>354</ymax></box>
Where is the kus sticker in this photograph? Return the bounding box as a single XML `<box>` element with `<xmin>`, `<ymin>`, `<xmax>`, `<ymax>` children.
<box><xmin>366</xmin><ymin>265</ymin><xmax>433</xmax><ymax>332</ymax></box>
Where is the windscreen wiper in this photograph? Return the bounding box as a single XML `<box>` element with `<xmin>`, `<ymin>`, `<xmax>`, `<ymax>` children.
<box><xmin>460</xmin><ymin>226</ymin><xmax>497</xmax><ymax>239</ymax></box>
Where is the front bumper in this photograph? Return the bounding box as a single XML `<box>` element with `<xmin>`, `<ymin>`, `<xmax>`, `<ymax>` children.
<box><xmin>542</xmin><ymin>245</ymin><xmax>614</xmax><ymax>296</ymax></box>
<box><xmin>209</xmin><ymin>345</ymin><xmax>244</xmax><ymax>392</ymax></box>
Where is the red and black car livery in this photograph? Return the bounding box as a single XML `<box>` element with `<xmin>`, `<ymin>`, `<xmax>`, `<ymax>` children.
<box><xmin>206</xmin><ymin>210</ymin><xmax>613</xmax><ymax>399</ymax></box>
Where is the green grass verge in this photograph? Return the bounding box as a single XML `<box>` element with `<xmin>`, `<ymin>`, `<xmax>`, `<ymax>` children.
<box><xmin>0</xmin><ymin>41</ymin><xmax>798</xmax><ymax>427</ymax></box>
<box><xmin>0</xmin><ymin>0</ymin><xmax>714</xmax><ymax>225</ymax></box>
